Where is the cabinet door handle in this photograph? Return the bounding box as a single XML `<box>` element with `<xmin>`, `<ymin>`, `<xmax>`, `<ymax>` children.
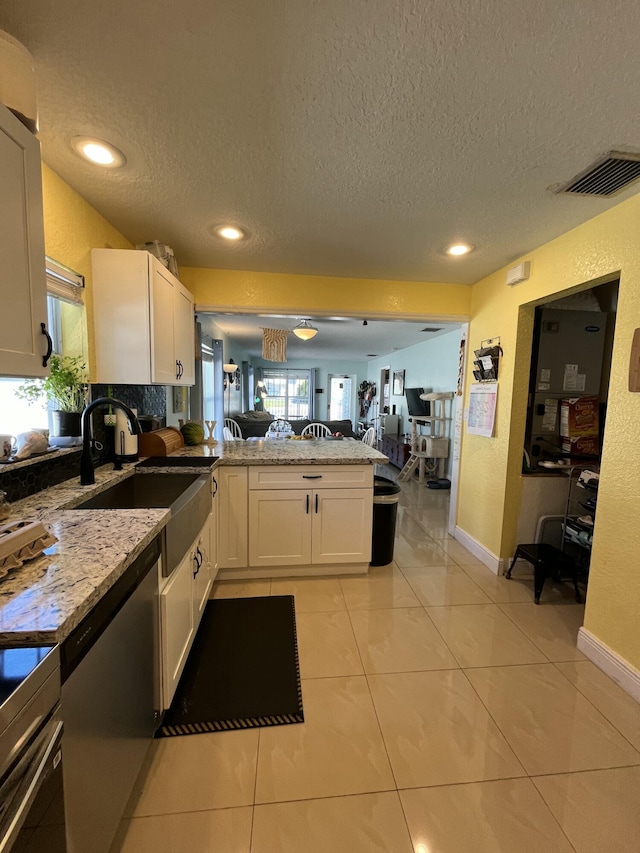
<box><xmin>178</xmin><ymin>360</ymin><xmax>184</xmax><ymax>378</ymax></box>
<box><xmin>315</xmin><ymin>493</ymin><xmax>319</xmax><ymax>513</ymax></box>
<box><xmin>306</xmin><ymin>494</ymin><xmax>310</xmax><ymax>514</ymax></box>
<box><xmin>176</xmin><ymin>360</ymin><xmax>180</xmax><ymax>380</ymax></box>
<box><xmin>211</xmin><ymin>476</ymin><xmax>218</xmax><ymax>498</ymax></box>
<box><xmin>193</xmin><ymin>553</ymin><xmax>200</xmax><ymax>577</ymax></box>
<box><xmin>302</xmin><ymin>474</ymin><xmax>322</xmax><ymax>479</ymax></box>
<box><xmin>40</xmin><ymin>323</ymin><xmax>53</xmax><ymax>367</ymax></box>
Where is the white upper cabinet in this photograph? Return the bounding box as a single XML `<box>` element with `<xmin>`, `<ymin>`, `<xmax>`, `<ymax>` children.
<box><xmin>92</xmin><ymin>248</ymin><xmax>195</xmax><ymax>385</ymax></box>
<box><xmin>0</xmin><ymin>103</ymin><xmax>50</xmax><ymax>378</ymax></box>
<box><xmin>173</xmin><ymin>282</ymin><xmax>195</xmax><ymax>385</ymax></box>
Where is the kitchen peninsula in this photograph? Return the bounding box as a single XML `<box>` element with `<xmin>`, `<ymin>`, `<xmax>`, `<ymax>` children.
<box><xmin>0</xmin><ymin>437</ymin><xmax>387</xmax><ymax>644</ymax></box>
<box><xmin>213</xmin><ymin>438</ymin><xmax>388</xmax><ymax>579</ymax></box>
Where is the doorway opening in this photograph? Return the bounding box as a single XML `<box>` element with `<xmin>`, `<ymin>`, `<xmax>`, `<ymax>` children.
<box><xmin>513</xmin><ymin>276</ymin><xmax>618</xmax><ymax>608</ymax></box>
<box><xmin>523</xmin><ymin>279</ymin><xmax>618</xmax><ymax>471</ymax></box>
<box><xmin>328</xmin><ymin>374</ymin><xmax>355</xmax><ymax>422</ymax></box>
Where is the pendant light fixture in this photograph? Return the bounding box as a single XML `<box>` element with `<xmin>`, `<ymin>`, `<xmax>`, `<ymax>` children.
<box><xmin>292</xmin><ymin>319</ymin><xmax>318</xmax><ymax>341</ymax></box>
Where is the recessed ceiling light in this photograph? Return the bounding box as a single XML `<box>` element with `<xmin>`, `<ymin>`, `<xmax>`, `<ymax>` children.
<box><xmin>71</xmin><ymin>136</ymin><xmax>126</xmax><ymax>167</ymax></box>
<box><xmin>216</xmin><ymin>226</ymin><xmax>246</xmax><ymax>241</ymax></box>
<box><xmin>444</xmin><ymin>243</ymin><xmax>474</xmax><ymax>256</ymax></box>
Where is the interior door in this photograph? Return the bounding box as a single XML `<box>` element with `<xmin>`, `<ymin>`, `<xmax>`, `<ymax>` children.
<box><xmin>328</xmin><ymin>374</ymin><xmax>354</xmax><ymax>421</ymax></box>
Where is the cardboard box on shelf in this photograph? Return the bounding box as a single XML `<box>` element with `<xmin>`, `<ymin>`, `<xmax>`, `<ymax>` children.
<box><xmin>560</xmin><ymin>396</ymin><xmax>599</xmax><ymax>437</ymax></box>
<box><xmin>562</xmin><ymin>435</ymin><xmax>600</xmax><ymax>457</ymax></box>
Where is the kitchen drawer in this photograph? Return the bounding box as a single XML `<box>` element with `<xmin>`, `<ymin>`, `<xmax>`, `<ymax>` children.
<box><xmin>248</xmin><ymin>465</ymin><xmax>374</xmax><ymax>490</ymax></box>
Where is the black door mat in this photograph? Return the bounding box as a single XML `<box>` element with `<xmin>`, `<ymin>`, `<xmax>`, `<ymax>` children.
<box><xmin>157</xmin><ymin>595</ymin><xmax>304</xmax><ymax>737</ymax></box>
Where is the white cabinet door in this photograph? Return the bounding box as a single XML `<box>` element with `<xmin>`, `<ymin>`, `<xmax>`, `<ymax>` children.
<box><xmin>160</xmin><ymin>550</ymin><xmax>195</xmax><ymax>708</ymax></box>
<box><xmin>0</xmin><ymin>104</ymin><xmax>49</xmax><ymax>378</ymax></box>
<box><xmin>249</xmin><ymin>490</ymin><xmax>312</xmax><ymax>567</ymax></box>
<box><xmin>193</xmin><ymin>514</ymin><xmax>214</xmax><ymax>624</ymax></box>
<box><xmin>218</xmin><ymin>467</ymin><xmax>248</xmax><ymax>569</ymax></box>
<box><xmin>150</xmin><ymin>262</ymin><xmax>177</xmax><ymax>384</ymax></box>
<box><xmin>210</xmin><ymin>474</ymin><xmax>219</xmax><ymax>583</ymax></box>
<box><xmin>173</xmin><ymin>283</ymin><xmax>195</xmax><ymax>385</ymax></box>
<box><xmin>311</xmin><ymin>489</ymin><xmax>373</xmax><ymax>564</ymax></box>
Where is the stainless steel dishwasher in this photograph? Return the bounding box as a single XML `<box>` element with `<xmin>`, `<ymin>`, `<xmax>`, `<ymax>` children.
<box><xmin>60</xmin><ymin>536</ymin><xmax>161</xmax><ymax>853</ymax></box>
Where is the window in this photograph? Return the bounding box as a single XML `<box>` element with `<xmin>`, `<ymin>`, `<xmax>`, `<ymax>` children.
<box><xmin>263</xmin><ymin>369</ymin><xmax>311</xmax><ymax>420</ymax></box>
<box><xmin>0</xmin><ymin>258</ymin><xmax>86</xmax><ymax>436</ymax></box>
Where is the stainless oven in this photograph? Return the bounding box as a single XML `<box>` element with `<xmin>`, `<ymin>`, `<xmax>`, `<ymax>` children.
<box><xmin>0</xmin><ymin>645</ymin><xmax>66</xmax><ymax>853</ymax></box>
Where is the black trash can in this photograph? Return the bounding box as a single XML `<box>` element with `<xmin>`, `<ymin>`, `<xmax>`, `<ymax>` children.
<box><xmin>371</xmin><ymin>476</ymin><xmax>401</xmax><ymax>566</ymax></box>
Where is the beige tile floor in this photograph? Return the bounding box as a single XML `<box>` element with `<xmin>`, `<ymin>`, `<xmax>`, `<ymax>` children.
<box><xmin>114</xmin><ymin>476</ymin><xmax>640</xmax><ymax>852</ymax></box>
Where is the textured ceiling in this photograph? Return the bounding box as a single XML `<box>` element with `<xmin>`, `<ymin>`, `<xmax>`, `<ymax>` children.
<box><xmin>200</xmin><ymin>313</ymin><xmax>459</xmax><ymax>362</ymax></box>
<box><xmin>2</xmin><ymin>1</ymin><xmax>640</xmax><ymax>284</ymax></box>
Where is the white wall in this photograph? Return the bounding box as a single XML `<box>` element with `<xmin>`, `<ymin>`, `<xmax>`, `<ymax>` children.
<box><xmin>367</xmin><ymin>328</ymin><xmax>462</xmax><ymax>473</ymax></box>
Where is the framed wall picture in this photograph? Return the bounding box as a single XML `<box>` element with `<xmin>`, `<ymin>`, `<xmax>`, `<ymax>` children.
<box><xmin>393</xmin><ymin>370</ymin><xmax>405</xmax><ymax>395</ymax></box>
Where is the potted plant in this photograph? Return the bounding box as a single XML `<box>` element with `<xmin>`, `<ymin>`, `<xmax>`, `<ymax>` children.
<box><xmin>18</xmin><ymin>355</ymin><xmax>89</xmax><ymax>441</ymax></box>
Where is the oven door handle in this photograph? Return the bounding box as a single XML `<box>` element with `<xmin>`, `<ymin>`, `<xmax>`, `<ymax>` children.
<box><xmin>0</xmin><ymin>718</ymin><xmax>63</xmax><ymax>853</ymax></box>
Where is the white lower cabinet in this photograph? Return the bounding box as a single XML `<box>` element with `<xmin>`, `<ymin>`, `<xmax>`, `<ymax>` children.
<box><xmin>192</xmin><ymin>514</ymin><xmax>214</xmax><ymax>625</ymax></box>
<box><xmin>249</xmin><ymin>490</ymin><xmax>312</xmax><ymax>566</ymax></box>
<box><xmin>248</xmin><ymin>487</ymin><xmax>372</xmax><ymax>567</ymax></box>
<box><xmin>218</xmin><ymin>467</ymin><xmax>248</xmax><ymax>569</ymax></box>
<box><xmin>218</xmin><ymin>464</ymin><xmax>374</xmax><ymax>578</ymax></box>
<box><xmin>311</xmin><ymin>488</ymin><xmax>373</xmax><ymax>563</ymax></box>
<box><xmin>160</xmin><ymin>511</ymin><xmax>214</xmax><ymax>709</ymax></box>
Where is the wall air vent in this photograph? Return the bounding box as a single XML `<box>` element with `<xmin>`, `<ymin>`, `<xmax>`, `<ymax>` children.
<box><xmin>557</xmin><ymin>151</ymin><xmax>640</xmax><ymax>197</ymax></box>
<box><xmin>421</xmin><ymin>327</ymin><xmax>443</xmax><ymax>333</ymax></box>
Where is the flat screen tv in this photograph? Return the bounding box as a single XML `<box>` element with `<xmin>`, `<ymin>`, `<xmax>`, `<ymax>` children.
<box><xmin>405</xmin><ymin>388</ymin><xmax>431</xmax><ymax>417</ymax></box>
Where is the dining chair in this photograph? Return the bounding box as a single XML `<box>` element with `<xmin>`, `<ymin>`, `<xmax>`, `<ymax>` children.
<box><xmin>361</xmin><ymin>426</ymin><xmax>376</xmax><ymax>446</ymax></box>
<box><xmin>224</xmin><ymin>418</ymin><xmax>243</xmax><ymax>438</ymax></box>
<box><xmin>223</xmin><ymin>426</ymin><xmax>238</xmax><ymax>440</ymax></box>
<box><xmin>301</xmin><ymin>422</ymin><xmax>332</xmax><ymax>437</ymax></box>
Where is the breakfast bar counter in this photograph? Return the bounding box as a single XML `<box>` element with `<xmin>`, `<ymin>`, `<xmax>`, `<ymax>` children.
<box><xmin>0</xmin><ymin>438</ymin><xmax>387</xmax><ymax>643</ymax></box>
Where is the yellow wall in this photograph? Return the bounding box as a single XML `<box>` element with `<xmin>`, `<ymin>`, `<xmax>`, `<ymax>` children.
<box><xmin>458</xmin><ymin>191</ymin><xmax>640</xmax><ymax>669</ymax></box>
<box><xmin>180</xmin><ymin>266</ymin><xmax>472</xmax><ymax>321</ymax></box>
<box><xmin>41</xmin><ymin>164</ymin><xmax>133</xmax><ymax>375</ymax></box>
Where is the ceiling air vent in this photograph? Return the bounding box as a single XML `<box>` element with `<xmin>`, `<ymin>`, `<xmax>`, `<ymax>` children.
<box><xmin>421</xmin><ymin>327</ymin><xmax>443</xmax><ymax>333</ymax></box>
<box><xmin>557</xmin><ymin>151</ymin><xmax>640</xmax><ymax>197</ymax></box>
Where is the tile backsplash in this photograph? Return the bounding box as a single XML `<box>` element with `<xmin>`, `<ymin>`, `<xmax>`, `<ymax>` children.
<box><xmin>0</xmin><ymin>448</ymin><xmax>82</xmax><ymax>503</ymax></box>
<box><xmin>90</xmin><ymin>384</ymin><xmax>167</xmax><ymax>460</ymax></box>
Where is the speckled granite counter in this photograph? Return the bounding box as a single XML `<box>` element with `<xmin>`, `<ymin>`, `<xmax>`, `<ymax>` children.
<box><xmin>0</xmin><ymin>438</ymin><xmax>385</xmax><ymax>644</ymax></box>
<box><xmin>170</xmin><ymin>437</ymin><xmax>388</xmax><ymax>466</ymax></box>
<box><xmin>0</xmin><ymin>461</ymin><xmax>170</xmax><ymax>643</ymax></box>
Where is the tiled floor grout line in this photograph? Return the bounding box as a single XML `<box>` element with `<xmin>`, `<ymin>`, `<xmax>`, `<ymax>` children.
<box><xmin>341</xmin><ymin>597</ymin><xmax>405</xmax><ymax>795</ymax></box>
<box><xmin>494</xmin><ymin>599</ymin><xmax>557</xmax><ymax>662</ymax></box>
<box><xmin>549</xmin><ymin>659</ymin><xmax>640</xmax><ymax>759</ymax></box>
<box><xmin>461</xmin><ymin>666</ymin><xmax>532</xmax><ymax>784</ymax></box>
<box><xmin>361</xmin><ymin>669</ymin><xmax>403</xmax><ymax>794</ymax></box>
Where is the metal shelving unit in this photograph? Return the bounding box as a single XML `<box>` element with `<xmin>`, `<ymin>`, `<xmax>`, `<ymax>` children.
<box><xmin>561</xmin><ymin>464</ymin><xmax>598</xmax><ymax>576</ymax></box>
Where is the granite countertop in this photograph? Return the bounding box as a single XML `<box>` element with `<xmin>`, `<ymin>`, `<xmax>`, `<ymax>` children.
<box><xmin>0</xmin><ymin>463</ymin><xmax>170</xmax><ymax>644</ymax></box>
<box><xmin>207</xmin><ymin>437</ymin><xmax>388</xmax><ymax>466</ymax></box>
<box><xmin>0</xmin><ymin>438</ymin><xmax>386</xmax><ymax>644</ymax></box>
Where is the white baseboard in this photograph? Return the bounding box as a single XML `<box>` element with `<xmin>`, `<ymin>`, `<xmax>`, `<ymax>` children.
<box><xmin>577</xmin><ymin>627</ymin><xmax>640</xmax><ymax>704</ymax></box>
<box><xmin>454</xmin><ymin>526</ymin><xmax>505</xmax><ymax>575</ymax></box>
